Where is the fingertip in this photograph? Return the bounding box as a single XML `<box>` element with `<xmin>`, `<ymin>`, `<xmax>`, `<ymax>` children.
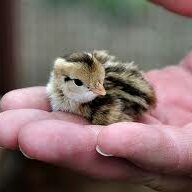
<box><xmin>97</xmin><ymin>122</ymin><xmax>150</xmax><ymax>157</ymax></box>
<box><xmin>0</xmin><ymin>110</ymin><xmax>23</xmax><ymax>149</ymax></box>
<box><xmin>97</xmin><ymin>123</ymin><xmax>180</xmax><ymax>172</ymax></box>
<box><xmin>18</xmin><ymin>120</ymin><xmax>66</xmax><ymax>162</ymax></box>
<box><xmin>96</xmin><ymin>145</ymin><xmax>113</xmax><ymax>157</ymax></box>
<box><xmin>19</xmin><ymin>145</ymin><xmax>34</xmax><ymax>159</ymax></box>
<box><xmin>0</xmin><ymin>109</ymin><xmax>52</xmax><ymax>150</ymax></box>
<box><xmin>18</xmin><ymin>122</ymin><xmax>45</xmax><ymax>161</ymax></box>
<box><xmin>18</xmin><ymin>120</ymin><xmax>97</xmax><ymax>163</ymax></box>
<box><xmin>0</xmin><ymin>90</ymin><xmax>19</xmax><ymax>111</ymax></box>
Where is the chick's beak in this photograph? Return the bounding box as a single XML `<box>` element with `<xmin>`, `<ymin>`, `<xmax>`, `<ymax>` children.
<box><xmin>90</xmin><ymin>83</ymin><xmax>106</xmax><ymax>96</ymax></box>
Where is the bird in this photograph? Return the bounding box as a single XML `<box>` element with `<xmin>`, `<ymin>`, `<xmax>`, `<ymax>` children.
<box><xmin>46</xmin><ymin>50</ymin><xmax>156</xmax><ymax>125</ymax></box>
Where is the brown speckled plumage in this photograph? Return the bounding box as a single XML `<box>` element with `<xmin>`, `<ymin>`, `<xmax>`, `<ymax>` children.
<box><xmin>47</xmin><ymin>50</ymin><xmax>156</xmax><ymax>125</ymax></box>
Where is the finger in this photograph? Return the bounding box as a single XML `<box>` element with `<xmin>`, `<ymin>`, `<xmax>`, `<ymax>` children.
<box><xmin>97</xmin><ymin>122</ymin><xmax>192</xmax><ymax>174</ymax></box>
<box><xmin>18</xmin><ymin>120</ymin><xmax>192</xmax><ymax>191</ymax></box>
<box><xmin>18</xmin><ymin>119</ymin><xmax>149</xmax><ymax>180</ymax></box>
<box><xmin>150</xmin><ymin>0</ymin><xmax>192</xmax><ymax>17</ymax></box>
<box><xmin>17</xmin><ymin>119</ymin><xmax>192</xmax><ymax>189</ymax></box>
<box><xmin>0</xmin><ymin>109</ymin><xmax>88</xmax><ymax>149</ymax></box>
<box><xmin>0</xmin><ymin>87</ymin><xmax>50</xmax><ymax>111</ymax></box>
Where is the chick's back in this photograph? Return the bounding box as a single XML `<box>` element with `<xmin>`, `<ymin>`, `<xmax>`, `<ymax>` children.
<box><xmin>82</xmin><ymin>59</ymin><xmax>156</xmax><ymax>125</ymax></box>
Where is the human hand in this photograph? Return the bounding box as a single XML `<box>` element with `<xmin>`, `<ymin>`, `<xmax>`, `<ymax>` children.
<box><xmin>1</xmin><ymin>52</ymin><xmax>192</xmax><ymax>191</ymax></box>
<box><xmin>1</xmin><ymin>1</ymin><xmax>192</xmax><ymax>191</ymax></box>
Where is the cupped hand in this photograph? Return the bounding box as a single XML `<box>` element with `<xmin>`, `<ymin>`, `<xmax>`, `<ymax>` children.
<box><xmin>1</xmin><ymin>1</ymin><xmax>192</xmax><ymax>191</ymax></box>
<box><xmin>1</xmin><ymin>52</ymin><xmax>192</xmax><ymax>192</ymax></box>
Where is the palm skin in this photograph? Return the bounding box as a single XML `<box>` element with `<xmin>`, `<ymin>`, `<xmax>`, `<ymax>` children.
<box><xmin>1</xmin><ymin>53</ymin><xmax>192</xmax><ymax>191</ymax></box>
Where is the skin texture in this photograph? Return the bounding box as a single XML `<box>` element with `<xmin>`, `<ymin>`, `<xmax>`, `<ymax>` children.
<box><xmin>0</xmin><ymin>1</ymin><xmax>192</xmax><ymax>191</ymax></box>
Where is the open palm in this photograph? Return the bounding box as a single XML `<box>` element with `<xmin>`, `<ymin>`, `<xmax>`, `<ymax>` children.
<box><xmin>1</xmin><ymin>53</ymin><xmax>192</xmax><ymax>191</ymax></box>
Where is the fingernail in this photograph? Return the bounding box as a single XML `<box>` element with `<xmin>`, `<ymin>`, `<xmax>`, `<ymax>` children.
<box><xmin>19</xmin><ymin>146</ymin><xmax>34</xmax><ymax>159</ymax></box>
<box><xmin>96</xmin><ymin>145</ymin><xmax>113</xmax><ymax>157</ymax></box>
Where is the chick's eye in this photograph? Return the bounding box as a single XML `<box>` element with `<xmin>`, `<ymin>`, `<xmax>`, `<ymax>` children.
<box><xmin>74</xmin><ymin>79</ymin><xmax>83</xmax><ymax>86</ymax></box>
<box><xmin>64</xmin><ymin>76</ymin><xmax>71</xmax><ymax>82</ymax></box>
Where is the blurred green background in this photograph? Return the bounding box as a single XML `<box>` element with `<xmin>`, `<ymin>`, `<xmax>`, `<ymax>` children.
<box><xmin>17</xmin><ymin>0</ymin><xmax>192</xmax><ymax>87</ymax></box>
<box><xmin>0</xmin><ymin>0</ymin><xmax>192</xmax><ymax>191</ymax></box>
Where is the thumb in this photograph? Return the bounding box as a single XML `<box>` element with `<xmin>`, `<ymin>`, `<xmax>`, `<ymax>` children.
<box><xmin>97</xmin><ymin>122</ymin><xmax>192</xmax><ymax>174</ymax></box>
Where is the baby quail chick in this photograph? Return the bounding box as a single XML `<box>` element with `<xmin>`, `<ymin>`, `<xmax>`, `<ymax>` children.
<box><xmin>47</xmin><ymin>50</ymin><xmax>156</xmax><ymax>125</ymax></box>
